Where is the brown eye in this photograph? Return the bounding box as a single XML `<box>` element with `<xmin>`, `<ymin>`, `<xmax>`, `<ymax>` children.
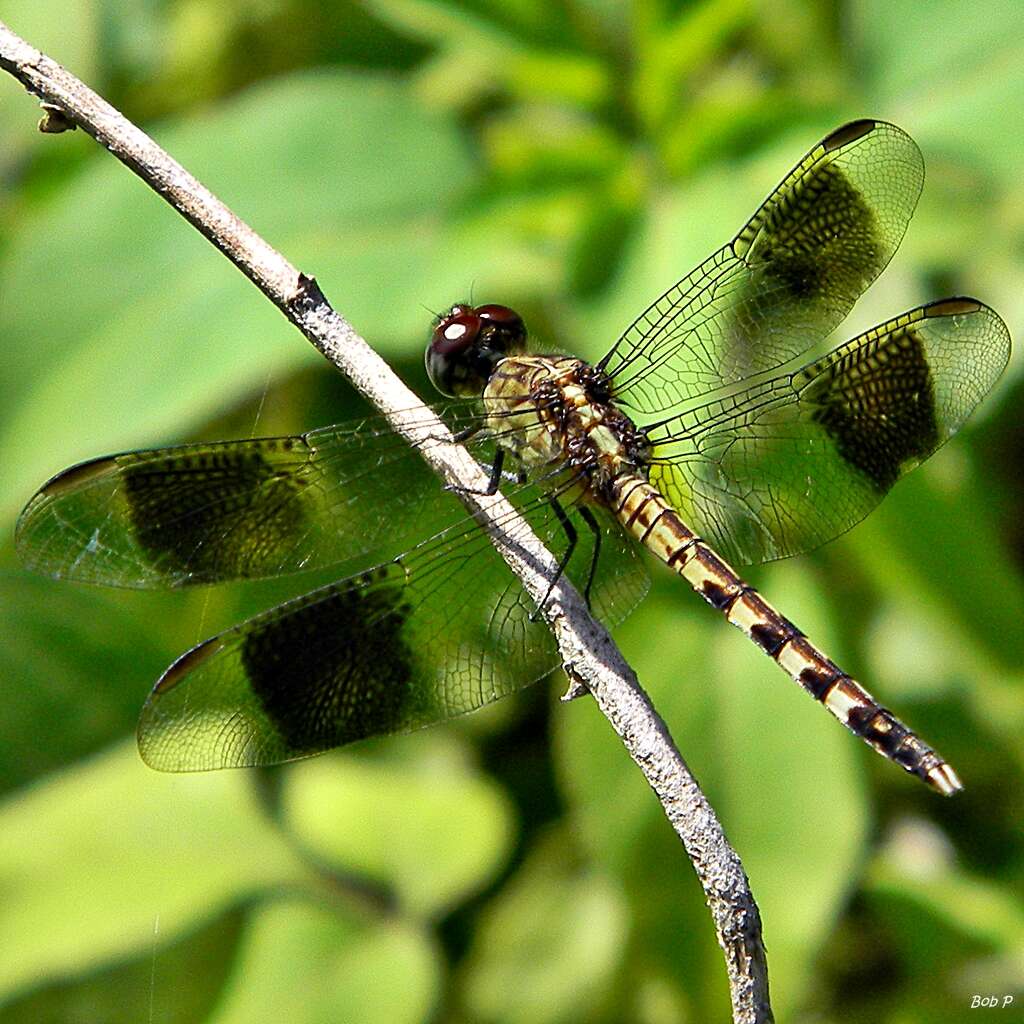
<box><xmin>427</xmin><ymin>305</ymin><xmax>484</xmax><ymax>397</ymax></box>
<box><xmin>476</xmin><ymin>304</ymin><xmax>526</xmax><ymax>350</ymax></box>
<box><xmin>476</xmin><ymin>304</ymin><xmax>522</xmax><ymax>326</ymax></box>
<box><xmin>425</xmin><ymin>302</ymin><xmax>528</xmax><ymax>398</ymax></box>
<box><xmin>430</xmin><ymin>307</ymin><xmax>482</xmax><ymax>357</ymax></box>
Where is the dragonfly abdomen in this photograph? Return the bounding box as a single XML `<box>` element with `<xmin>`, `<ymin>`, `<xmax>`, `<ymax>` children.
<box><xmin>611</xmin><ymin>474</ymin><xmax>963</xmax><ymax>795</ymax></box>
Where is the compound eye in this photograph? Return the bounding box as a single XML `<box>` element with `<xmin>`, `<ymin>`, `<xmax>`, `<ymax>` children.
<box><xmin>475</xmin><ymin>304</ymin><xmax>526</xmax><ymax>352</ymax></box>
<box><xmin>426</xmin><ymin>305</ymin><xmax>485</xmax><ymax>397</ymax></box>
<box><xmin>476</xmin><ymin>304</ymin><xmax>521</xmax><ymax>326</ymax></box>
<box><xmin>430</xmin><ymin>307</ymin><xmax>482</xmax><ymax>356</ymax></box>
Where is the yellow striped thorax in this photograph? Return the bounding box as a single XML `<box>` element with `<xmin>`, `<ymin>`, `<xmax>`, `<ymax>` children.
<box><xmin>483</xmin><ymin>354</ymin><xmax>651</xmax><ymax>501</ymax></box>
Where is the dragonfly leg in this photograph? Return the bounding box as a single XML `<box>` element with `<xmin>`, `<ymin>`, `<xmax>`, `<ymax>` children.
<box><xmin>531</xmin><ymin>495</ymin><xmax>577</xmax><ymax>620</ymax></box>
<box><xmin>451</xmin><ymin>424</ymin><xmax>482</xmax><ymax>443</ymax></box>
<box><xmin>445</xmin><ymin>448</ymin><xmax>507</xmax><ymax>497</ymax></box>
<box><xmin>577</xmin><ymin>504</ymin><xmax>601</xmax><ymax>610</ymax></box>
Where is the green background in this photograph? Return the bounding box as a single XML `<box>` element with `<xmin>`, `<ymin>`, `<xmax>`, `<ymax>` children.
<box><xmin>1</xmin><ymin>1</ymin><xmax>1022</xmax><ymax>1021</ymax></box>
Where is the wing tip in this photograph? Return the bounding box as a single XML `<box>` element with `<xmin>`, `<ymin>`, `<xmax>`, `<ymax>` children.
<box><xmin>38</xmin><ymin>454</ymin><xmax>120</xmax><ymax>497</ymax></box>
<box><xmin>923</xmin><ymin>296</ymin><xmax>985</xmax><ymax>317</ymax></box>
<box><xmin>152</xmin><ymin>637</ymin><xmax>226</xmax><ymax>695</ymax></box>
<box><xmin>138</xmin><ymin>637</ymin><xmax>231</xmax><ymax>771</ymax></box>
<box><xmin>822</xmin><ymin>118</ymin><xmax>877</xmax><ymax>152</ymax></box>
<box><xmin>15</xmin><ymin>455</ymin><xmax>122</xmax><ymax>566</ymax></box>
<box><xmin>923</xmin><ymin>296</ymin><xmax>1012</xmax><ymax>367</ymax></box>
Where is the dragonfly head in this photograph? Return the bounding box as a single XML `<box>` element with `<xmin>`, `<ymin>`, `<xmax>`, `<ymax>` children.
<box><xmin>426</xmin><ymin>303</ymin><xmax>527</xmax><ymax>397</ymax></box>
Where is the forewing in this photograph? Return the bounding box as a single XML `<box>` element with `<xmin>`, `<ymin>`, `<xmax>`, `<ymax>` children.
<box><xmin>601</xmin><ymin>120</ymin><xmax>924</xmax><ymax>414</ymax></box>
<box><xmin>15</xmin><ymin>407</ymin><xmax>483</xmax><ymax>588</ymax></box>
<box><xmin>137</xmin><ymin>489</ymin><xmax>649</xmax><ymax>770</ymax></box>
<box><xmin>647</xmin><ymin>299</ymin><xmax>1011</xmax><ymax>565</ymax></box>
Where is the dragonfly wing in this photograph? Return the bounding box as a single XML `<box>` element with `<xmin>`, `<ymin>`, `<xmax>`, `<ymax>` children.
<box><xmin>137</xmin><ymin>487</ymin><xmax>649</xmax><ymax>770</ymax></box>
<box><xmin>647</xmin><ymin>299</ymin><xmax>1011</xmax><ymax>565</ymax></box>
<box><xmin>15</xmin><ymin>406</ymin><xmax>485</xmax><ymax>588</ymax></box>
<box><xmin>601</xmin><ymin>120</ymin><xmax>924</xmax><ymax>414</ymax></box>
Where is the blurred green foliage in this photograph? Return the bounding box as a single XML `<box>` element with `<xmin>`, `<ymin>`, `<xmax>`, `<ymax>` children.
<box><xmin>1</xmin><ymin>1</ymin><xmax>1023</xmax><ymax>1021</ymax></box>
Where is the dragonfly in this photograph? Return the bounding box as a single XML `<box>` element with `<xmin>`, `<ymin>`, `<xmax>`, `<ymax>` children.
<box><xmin>17</xmin><ymin>119</ymin><xmax>1010</xmax><ymax>794</ymax></box>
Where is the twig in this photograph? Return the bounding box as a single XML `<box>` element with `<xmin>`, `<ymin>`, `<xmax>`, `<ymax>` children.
<box><xmin>0</xmin><ymin>21</ymin><xmax>773</xmax><ymax>1023</ymax></box>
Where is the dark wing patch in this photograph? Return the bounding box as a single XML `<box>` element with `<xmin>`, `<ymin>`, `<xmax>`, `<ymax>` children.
<box><xmin>137</xmin><ymin>486</ymin><xmax>649</xmax><ymax>771</ymax></box>
<box><xmin>240</xmin><ymin>568</ymin><xmax>419</xmax><ymax>754</ymax></box>
<box><xmin>122</xmin><ymin>440</ymin><xmax>310</xmax><ymax>580</ymax></box>
<box><xmin>804</xmin><ymin>323</ymin><xmax>938</xmax><ymax>491</ymax></box>
<box><xmin>601</xmin><ymin>120</ymin><xmax>923</xmax><ymax>416</ymax></box>
<box><xmin>740</xmin><ymin>159</ymin><xmax>878</xmax><ymax>304</ymax></box>
<box><xmin>15</xmin><ymin>408</ymin><xmax>484</xmax><ymax>588</ymax></box>
<box><xmin>646</xmin><ymin>299</ymin><xmax>1010</xmax><ymax>565</ymax></box>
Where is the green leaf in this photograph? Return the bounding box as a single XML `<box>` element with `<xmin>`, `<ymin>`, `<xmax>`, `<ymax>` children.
<box><xmin>857</xmin><ymin>0</ymin><xmax>1024</xmax><ymax>186</ymax></box>
<box><xmin>363</xmin><ymin>0</ymin><xmax>518</xmax><ymax>45</ymax></box>
<box><xmin>0</xmin><ymin>572</ymin><xmax>168</xmax><ymax>793</ymax></box>
<box><xmin>0</xmin><ymin>741</ymin><xmax>311</xmax><ymax>1000</ymax></box>
<box><xmin>868</xmin><ymin>849</ymin><xmax>1024</xmax><ymax>952</ymax></box>
<box><xmin>570</xmin><ymin>143</ymin><xmax>791</xmax><ymax>363</ymax></box>
<box><xmin>839</xmin><ymin>457</ymin><xmax>1024</xmax><ymax>670</ymax></box>
<box><xmin>281</xmin><ymin>735</ymin><xmax>515</xmax><ymax>917</ymax></box>
<box><xmin>207</xmin><ymin>900</ymin><xmax>439</xmax><ymax>1024</ymax></box>
<box><xmin>366</xmin><ymin>0</ymin><xmax>609</xmax><ymax>108</ymax></box>
<box><xmin>632</xmin><ymin>0</ymin><xmax>753</xmax><ymax>133</ymax></box>
<box><xmin>0</xmin><ymin>70</ymin><xmax>481</xmax><ymax>521</ymax></box>
<box><xmin>480</xmin><ymin>107</ymin><xmax>624</xmax><ymax>183</ymax></box>
<box><xmin>459</xmin><ymin>831</ymin><xmax>627</xmax><ymax>1024</ymax></box>
<box><xmin>0</xmin><ymin>910</ymin><xmax>244</xmax><ymax>1024</ymax></box>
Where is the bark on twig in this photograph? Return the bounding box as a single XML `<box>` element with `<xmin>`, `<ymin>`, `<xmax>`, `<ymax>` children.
<box><xmin>0</xmin><ymin>21</ymin><xmax>773</xmax><ymax>1023</ymax></box>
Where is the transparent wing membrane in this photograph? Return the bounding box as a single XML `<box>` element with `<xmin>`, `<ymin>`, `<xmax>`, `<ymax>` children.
<box><xmin>138</xmin><ymin>486</ymin><xmax>648</xmax><ymax>770</ymax></box>
<box><xmin>18</xmin><ymin>389</ymin><xmax>649</xmax><ymax>769</ymax></box>
<box><xmin>15</xmin><ymin>405</ymin><xmax>505</xmax><ymax>588</ymax></box>
<box><xmin>646</xmin><ymin>299</ymin><xmax>1011</xmax><ymax>565</ymax></box>
<box><xmin>600</xmin><ymin>120</ymin><xmax>924</xmax><ymax>415</ymax></box>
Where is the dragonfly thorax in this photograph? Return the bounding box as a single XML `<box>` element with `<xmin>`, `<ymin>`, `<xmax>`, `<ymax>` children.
<box><xmin>483</xmin><ymin>353</ymin><xmax>651</xmax><ymax>504</ymax></box>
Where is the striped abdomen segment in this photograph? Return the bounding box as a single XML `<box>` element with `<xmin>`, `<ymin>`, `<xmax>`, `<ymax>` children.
<box><xmin>611</xmin><ymin>474</ymin><xmax>962</xmax><ymax>795</ymax></box>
